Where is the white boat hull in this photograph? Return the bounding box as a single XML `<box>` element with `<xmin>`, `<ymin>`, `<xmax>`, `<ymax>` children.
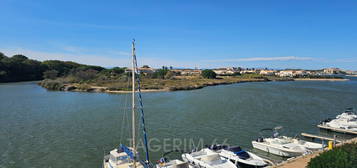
<box><xmin>252</xmin><ymin>141</ymin><xmax>304</xmax><ymax>157</ymax></box>
<box><xmin>218</xmin><ymin>150</ymin><xmax>267</xmax><ymax>167</ymax></box>
<box><xmin>182</xmin><ymin>149</ymin><xmax>237</xmax><ymax>168</ymax></box>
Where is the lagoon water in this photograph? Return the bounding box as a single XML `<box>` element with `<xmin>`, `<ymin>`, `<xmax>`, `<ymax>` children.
<box><xmin>1</xmin><ymin>78</ymin><xmax>357</xmax><ymax>167</ymax></box>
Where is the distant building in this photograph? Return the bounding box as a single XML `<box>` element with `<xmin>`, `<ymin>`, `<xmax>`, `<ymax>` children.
<box><xmin>213</xmin><ymin>67</ymin><xmax>237</xmax><ymax>75</ymax></box>
<box><xmin>125</xmin><ymin>67</ymin><xmax>156</xmax><ymax>75</ymax></box>
<box><xmin>294</xmin><ymin>70</ymin><xmax>308</xmax><ymax>76</ymax></box>
<box><xmin>240</xmin><ymin>69</ymin><xmax>257</xmax><ymax>74</ymax></box>
<box><xmin>172</xmin><ymin>69</ymin><xmax>202</xmax><ymax>75</ymax></box>
<box><xmin>277</xmin><ymin>70</ymin><xmax>294</xmax><ymax>77</ymax></box>
<box><xmin>277</xmin><ymin>70</ymin><xmax>311</xmax><ymax>77</ymax></box>
<box><xmin>323</xmin><ymin>68</ymin><xmax>341</xmax><ymax>74</ymax></box>
<box><xmin>345</xmin><ymin>70</ymin><xmax>357</xmax><ymax>75</ymax></box>
<box><xmin>259</xmin><ymin>70</ymin><xmax>276</xmax><ymax>76</ymax></box>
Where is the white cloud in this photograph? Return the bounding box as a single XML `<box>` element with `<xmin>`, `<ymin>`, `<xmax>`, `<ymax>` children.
<box><xmin>204</xmin><ymin>56</ymin><xmax>313</xmax><ymax>62</ymax></box>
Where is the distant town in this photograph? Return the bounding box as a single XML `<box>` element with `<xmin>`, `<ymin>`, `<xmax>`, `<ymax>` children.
<box><xmin>128</xmin><ymin>66</ymin><xmax>357</xmax><ymax>77</ymax></box>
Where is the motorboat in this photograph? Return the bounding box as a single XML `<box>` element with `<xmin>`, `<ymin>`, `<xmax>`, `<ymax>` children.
<box><xmin>252</xmin><ymin>136</ymin><xmax>309</xmax><ymax>157</ymax></box>
<box><xmin>320</xmin><ymin>108</ymin><xmax>357</xmax><ymax>131</ymax></box>
<box><xmin>290</xmin><ymin>137</ymin><xmax>323</xmax><ymax>150</ymax></box>
<box><xmin>182</xmin><ymin>148</ymin><xmax>237</xmax><ymax>168</ymax></box>
<box><xmin>209</xmin><ymin>144</ymin><xmax>268</xmax><ymax>167</ymax></box>
<box><xmin>252</xmin><ymin>127</ymin><xmax>322</xmax><ymax>157</ymax></box>
<box><xmin>156</xmin><ymin>158</ymin><xmax>192</xmax><ymax>168</ymax></box>
<box><xmin>156</xmin><ymin>149</ymin><xmax>192</xmax><ymax>168</ymax></box>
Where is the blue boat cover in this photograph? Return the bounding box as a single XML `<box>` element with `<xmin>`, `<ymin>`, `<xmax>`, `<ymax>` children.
<box><xmin>120</xmin><ymin>144</ymin><xmax>134</xmax><ymax>160</ymax></box>
<box><xmin>228</xmin><ymin>146</ymin><xmax>250</xmax><ymax>160</ymax></box>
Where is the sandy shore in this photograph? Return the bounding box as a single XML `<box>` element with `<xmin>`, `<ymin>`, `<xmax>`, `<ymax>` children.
<box><xmin>105</xmin><ymin>89</ymin><xmax>169</xmax><ymax>94</ymax></box>
<box><xmin>294</xmin><ymin>78</ymin><xmax>349</xmax><ymax>81</ymax></box>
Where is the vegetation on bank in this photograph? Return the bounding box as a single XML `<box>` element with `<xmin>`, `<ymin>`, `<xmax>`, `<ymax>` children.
<box><xmin>307</xmin><ymin>143</ymin><xmax>357</xmax><ymax>168</ymax></box>
<box><xmin>0</xmin><ymin>52</ymin><xmax>106</xmax><ymax>82</ymax></box>
<box><xmin>201</xmin><ymin>69</ymin><xmax>217</xmax><ymax>79</ymax></box>
<box><xmin>39</xmin><ymin>68</ymin><xmax>283</xmax><ymax>92</ymax></box>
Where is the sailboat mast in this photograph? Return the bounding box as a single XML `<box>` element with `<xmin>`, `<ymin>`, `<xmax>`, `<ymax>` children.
<box><xmin>131</xmin><ymin>39</ymin><xmax>137</xmax><ymax>167</ymax></box>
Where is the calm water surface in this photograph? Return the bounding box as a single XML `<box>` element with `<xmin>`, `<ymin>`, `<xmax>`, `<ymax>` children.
<box><xmin>1</xmin><ymin>78</ymin><xmax>357</xmax><ymax>167</ymax></box>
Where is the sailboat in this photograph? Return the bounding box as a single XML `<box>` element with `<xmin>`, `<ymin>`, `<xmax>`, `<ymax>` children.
<box><xmin>103</xmin><ymin>40</ymin><xmax>151</xmax><ymax>168</ymax></box>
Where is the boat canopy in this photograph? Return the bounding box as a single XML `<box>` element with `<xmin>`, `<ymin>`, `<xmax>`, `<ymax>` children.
<box><xmin>228</xmin><ymin>146</ymin><xmax>250</xmax><ymax>160</ymax></box>
<box><xmin>120</xmin><ymin>144</ymin><xmax>134</xmax><ymax>160</ymax></box>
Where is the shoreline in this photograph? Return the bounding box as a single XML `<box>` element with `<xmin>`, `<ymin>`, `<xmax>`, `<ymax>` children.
<box><xmin>38</xmin><ymin>77</ymin><xmax>349</xmax><ymax>94</ymax></box>
<box><xmin>293</xmin><ymin>78</ymin><xmax>349</xmax><ymax>81</ymax></box>
<box><xmin>41</xmin><ymin>78</ymin><xmax>272</xmax><ymax>94</ymax></box>
<box><xmin>106</xmin><ymin>89</ymin><xmax>169</xmax><ymax>93</ymax></box>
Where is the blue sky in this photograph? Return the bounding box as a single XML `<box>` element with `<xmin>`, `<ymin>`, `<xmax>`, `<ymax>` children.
<box><xmin>1</xmin><ymin>0</ymin><xmax>357</xmax><ymax>70</ymax></box>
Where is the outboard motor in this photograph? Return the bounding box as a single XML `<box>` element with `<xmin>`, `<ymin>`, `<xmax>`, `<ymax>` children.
<box><xmin>256</xmin><ymin>137</ymin><xmax>264</xmax><ymax>142</ymax></box>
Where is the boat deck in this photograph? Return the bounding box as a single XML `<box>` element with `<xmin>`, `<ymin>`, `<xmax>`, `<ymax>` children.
<box><xmin>317</xmin><ymin>124</ymin><xmax>357</xmax><ymax>135</ymax></box>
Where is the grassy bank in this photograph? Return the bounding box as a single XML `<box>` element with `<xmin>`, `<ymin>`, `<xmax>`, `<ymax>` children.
<box><xmin>39</xmin><ymin>74</ymin><xmax>292</xmax><ymax>93</ymax></box>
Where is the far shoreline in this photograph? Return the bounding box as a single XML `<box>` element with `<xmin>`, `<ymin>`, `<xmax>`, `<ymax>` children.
<box><xmin>293</xmin><ymin>78</ymin><xmax>349</xmax><ymax>81</ymax></box>
<box><xmin>37</xmin><ymin>77</ymin><xmax>350</xmax><ymax>94</ymax></box>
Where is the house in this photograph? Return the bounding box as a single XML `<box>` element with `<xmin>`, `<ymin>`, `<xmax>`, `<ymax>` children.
<box><xmin>125</xmin><ymin>67</ymin><xmax>156</xmax><ymax>75</ymax></box>
<box><xmin>213</xmin><ymin>68</ymin><xmax>237</xmax><ymax>75</ymax></box>
<box><xmin>277</xmin><ymin>70</ymin><xmax>294</xmax><ymax>77</ymax></box>
<box><xmin>172</xmin><ymin>69</ymin><xmax>202</xmax><ymax>76</ymax></box>
<box><xmin>240</xmin><ymin>69</ymin><xmax>257</xmax><ymax>74</ymax></box>
<box><xmin>323</xmin><ymin>68</ymin><xmax>341</xmax><ymax>74</ymax></box>
<box><xmin>259</xmin><ymin>70</ymin><xmax>276</xmax><ymax>76</ymax></box>
<box><xmin>294</xmin><ymin>70</ymin><xmax>308</xmax><ymax>76</ymax></box>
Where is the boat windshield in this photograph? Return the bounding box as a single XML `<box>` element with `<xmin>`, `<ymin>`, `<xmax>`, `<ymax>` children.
<box><xmin>228</xmin><ymin>146</ymin><xmax>242</xmax><ymax>152</ymax></box>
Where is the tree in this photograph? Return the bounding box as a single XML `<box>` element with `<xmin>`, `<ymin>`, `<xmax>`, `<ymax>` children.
<box><xmin>111</xmin><ymin>67</ymin><xmax>125</xmax><ymax>74</ymax></box>
<box><xmin>307</xmin><ymin>143</ymin><xmax>357</xmax><ymax>168</ymax></box>
<box><xmin>0</xmin><ymin>52</ymin><xmax>6</xmax><ymax>60</ymax></box>
<box><xmin>11</xmin><ymin>54</ymin><xmax>28</xmax><ymax>62</ymax></box>
<box><xmin>152</xmin><ymin>66</ymin><xmax>169</xmax><ymax>79</ymax></box>
<box><xmin>73</xmin><ymin>69</ymin><xmax>98</xmax><ymax>81</ymax></box>
<box><xmin>142</xmin><ymin>65</ymin><xmax>150</xmax><ymax>68</ymax></box>
<box><xmin>164</xmin><ymin>71</ymin><xmax>175</xmax><ymax>79</ymax></box>
<box><xmin>201</xmin><ymin>69</ymin><xmax>216</xmax><ymax>79</ymax></box>
<box><xmin>43</xmin><ymin>70</ymin><xmax>58</xmax><ymax>79</ymax></box>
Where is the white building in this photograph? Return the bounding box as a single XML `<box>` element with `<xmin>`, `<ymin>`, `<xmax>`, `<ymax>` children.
<box><xmin>213</xmin><ymin>68</ymin><xmax>237</xmax><ymax>75</ymax></box>
<box><xmin>277</xmin><ymin>70</ymin><xmax>294</xmax><ymax>77</ymax></box>
<box><xmin>323</xmin><ymin>68</ymin><xmax>341</xmax><ymax>74</ymax></box>
<box><xmin>259</xmin><ymin>70</ymin><xmax>276</xmax><ymax>76</ymax></box>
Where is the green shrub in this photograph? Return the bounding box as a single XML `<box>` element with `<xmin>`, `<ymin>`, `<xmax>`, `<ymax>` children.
<box><xmin>307</xmin><ymin>143</ymin><xmax>357</xmax><ymax>168</ymax></box>
<box><xmin>201</xmin><ymin>69</ymin><xmax>216</xmax><ymax>79</ymax></box>
<box><xmin>40</xmin><ymin>79</ymin><xmax>65</xmax><ymax>90</ymax></box>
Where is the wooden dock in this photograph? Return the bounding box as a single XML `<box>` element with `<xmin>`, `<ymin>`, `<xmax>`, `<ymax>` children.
<box><xmin>317</xmin><ymin>124</ymin><xmax>357</xmax><ymax>135</ymax></box>
<box><xmin>301</xmin><ymin>133</ymin><xmax>342</xmax><ymax>143</ymax></box>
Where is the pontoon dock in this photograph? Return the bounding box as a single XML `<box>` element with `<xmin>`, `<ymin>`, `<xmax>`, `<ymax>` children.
<box><xmin>301</xmin><ymin>133</ymin><xmax>342</xmax><ymax>143</ymax></box>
